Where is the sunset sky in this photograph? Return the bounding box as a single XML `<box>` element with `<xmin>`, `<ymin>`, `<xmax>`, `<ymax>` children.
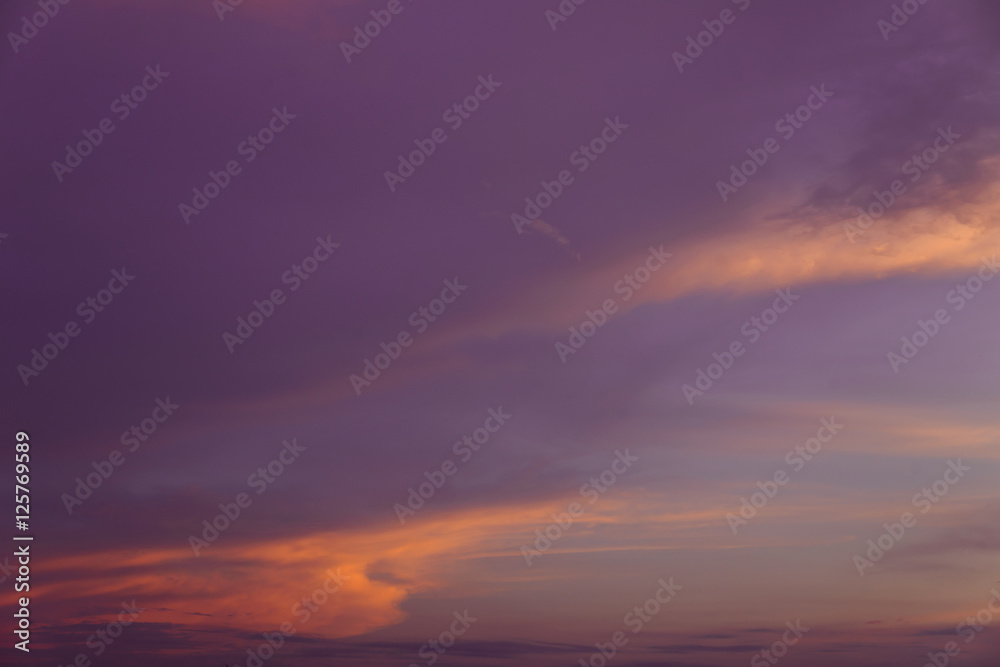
<box><xmin>3</xmin><ymin>1</ymin><xmax>1000</xmax><ymax>665</ymax></box>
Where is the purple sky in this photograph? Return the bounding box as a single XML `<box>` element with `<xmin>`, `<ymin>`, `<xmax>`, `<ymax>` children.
<box><xmin>3</xmin><ymin>0</ymin><xmax>1000</xmax><ymax>665</ymax></box>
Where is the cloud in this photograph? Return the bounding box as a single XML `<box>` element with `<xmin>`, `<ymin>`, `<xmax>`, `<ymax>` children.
<box><xmin>522</xmin><ymin>218</ymin><xmax>582</xmax><ymax>261</ymax></box>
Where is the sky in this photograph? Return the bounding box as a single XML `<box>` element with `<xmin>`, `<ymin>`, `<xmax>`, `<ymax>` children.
<box><xmin>3</xmin><ymin>0</ymin><xmax>1000</xmax><ymax>665</ymax></box>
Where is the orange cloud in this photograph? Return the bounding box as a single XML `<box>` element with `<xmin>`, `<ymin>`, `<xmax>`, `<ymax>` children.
<box><xmin>437</xmin><ymin>159</ymin><xmax>1000</xmax><ymax>344</ymax></box>
<box><xmin>0</xmin><ymin>494</ymin><xmax>730</xmax><ymax>648</ymax></box>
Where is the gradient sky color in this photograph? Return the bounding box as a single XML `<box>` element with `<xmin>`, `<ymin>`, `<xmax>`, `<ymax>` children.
<box><xmin>3</xmin><ymin>1</ymin><xmax>1000</xmax><ymax>665</ymax></box>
